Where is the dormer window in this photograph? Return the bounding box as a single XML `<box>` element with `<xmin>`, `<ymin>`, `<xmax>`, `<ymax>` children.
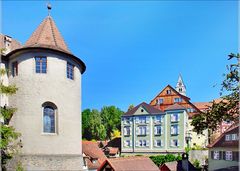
<box><xmin>166</xmin><ymin>90</ymin><xmax>171</xmax><ymax>94</ymax></box>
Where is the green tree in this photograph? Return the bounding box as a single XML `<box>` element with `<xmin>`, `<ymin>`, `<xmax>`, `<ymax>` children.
<box><xmin>82</xmin><ymin>109</ymin><xmax>91</xmax><ymax>140</ymax></box>
<box><xmin>100</xmin><ymin>106</ymin><xmax>123</xmax><ymax>139</ymax></box>
<box><xmin>191</xmin><ymin>53</ymin><xmax>239</xmax><ymax>134</ymax></box>
<box><xmin>128</xmin><ymin>104</ymin><xmax>134</xmax><ymax>111</ymax></box>
<box><xmin>89</xmin><ymin>109</ymin><xmax>106</xmax><ymax>140</ymax></box>
<box><xmin>82</xmin><ymin>109</ymin><xmax>106</xmax><ymax>140</ymax></box>
<box><xmin>0</xmin><ymin>68</ymin><xmax>21</xmax><ymax>170</ymax></box>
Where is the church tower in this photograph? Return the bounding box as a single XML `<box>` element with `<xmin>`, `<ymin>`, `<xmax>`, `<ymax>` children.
<box><xmin>5</xmin><ymin>6</ymin><xmax>86</xmax><ymax>170</ymax></box>
<box><xmin>175</xmin><ymin>74</ymin><xmax>186</xmax><ymax>96</ymax></box>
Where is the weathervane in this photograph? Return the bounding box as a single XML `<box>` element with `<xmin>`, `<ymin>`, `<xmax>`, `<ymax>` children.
<box><xmin>47</xmin><ymin>2</ymin><xmax>52</xmax><ymax>16</ymax></box>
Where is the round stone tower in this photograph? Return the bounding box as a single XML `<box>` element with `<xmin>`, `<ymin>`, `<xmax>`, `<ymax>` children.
<box><xmin>6</xmin><ymin>15</ymin><xmax>86</xmax><ymax>170</ymax></box>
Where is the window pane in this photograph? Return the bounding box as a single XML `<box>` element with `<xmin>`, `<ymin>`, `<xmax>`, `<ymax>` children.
<box><xmin>43</xmin><ymin>106</ymin><xmax>55</xmax><ymax>133</ymax></box>
<box><xmin>67</xmin><ymin>62</ymin><xmax>74</xmax><ymax>80</ymax></box>
<box><xmin>35</xmin><ymin>57</ymin><xmax>47</xmax><ymax>74</ymax></box>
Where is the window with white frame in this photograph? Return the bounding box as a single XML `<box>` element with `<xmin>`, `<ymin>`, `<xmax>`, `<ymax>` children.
<box><xmin>124</xmin><ymin>126</ymin><xmax>131</xmax><ymax>136</ymax></box>
<box><xmin>139</xmin><ymin>117</ymin><xmax>146</xmax><ymax>124</ymax></box>
<box><xmin>231</xmin><ymin>134</ymin><xmax>237</xmax><ymax>140</ymax></box>
<box><xmin>158</xmin><ymin>98</ymin><xmax>163</xmax><ymax>104</ymax></box>
<box><xmin>174</xmin><ymin>98</ymin><xmax>182</xmax><ymax>103</ymax></box>
<box><xmin>35</xmin><ymin>57</ymin><xmax>47</xmax><ymax>73</ymax></box>
<box><xmin>171</xmin><ymin>113</ymin><xmax>179</xmax><ymax>122</ymax></box>
<box><xmin>138</xmin><ymin>126</ymin><xmax>147</xmax><ymax>135</ymax></box>
<box><xmin>155</xmin><ymin>115</ymin><xmax>164</xmax><ymax>123</ymax></box>
<box><xmin>124</xmin><ymin>117</ymin><xmax>131</xmax><ymax>124</ymax></box>
<box><xmin>139</xmin><ymin>140</ymin><xmax>147</xmax><ymax>147</ymax></box>
<box><xmin>213</xmin><ymin>151</ymin><xmax>220</xmax><ymax>160</ymax></box>
<box><xmin>155</xmin><ymin>140</ymin><xmax>162</xmax><ymax>147</ymax></box>
<box><xmin>124</xmin><ymin>140</ymin><xmax>131</xmax><ymax>147</ymax></box>
<box><xmin>225</xmin><ymin>151</ymin><xmax>232</xmax><ymax>161</ymax></box>
<box><xmin>154</xmin><ymin>126</ymin><xmax>162</xmax><ymax>135</ymax></box>
<box><xmin>166</xmin><ymin>90</ymin><xmax>171</xmax><ymax>94</ymax></box>
<box><xmin>225</xmin><ymin>134</ymin><xmax>231</xmax><ymax>141</ymax></box>
<box><xmin>171</xmin><ymin>125</ymin><xmax>179</xmax><ymax>135</ymax></box>
<box><xmin>170</xmin><ymin>139</ymin><xmax>178</xmax><ymax>147</ymax></box>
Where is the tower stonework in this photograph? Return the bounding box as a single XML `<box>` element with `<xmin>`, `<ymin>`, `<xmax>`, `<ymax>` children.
<box><xmin>3</xmin><ymin>15</ymin><xmax>86</xmax><ymax>170</ymax></box>
<box><xmin>175</xmin><ymin>74</ymin><xmax>186</xmax><ymax>96</ymax></box>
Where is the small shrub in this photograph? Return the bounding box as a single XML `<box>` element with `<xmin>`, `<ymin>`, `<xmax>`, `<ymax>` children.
<box><xmin>16</xmin><ymin>162</ymin><xmax>24</xmax><ymax>171</ymax></box>
<box><xmin>149</xmin><ymin>154</ymin><xmax>182</xmax><ymax>167</ymax></box>
<box><xmin>193</xmin><ymin>159</ymin><xmax>201</xmax><ymax>169</ymax></box>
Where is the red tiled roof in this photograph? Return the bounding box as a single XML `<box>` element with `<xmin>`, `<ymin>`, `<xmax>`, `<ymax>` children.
<box><xmin>124</xmin><ymin>102</ymin><xmax>163</xmax><ymax>116</ymax></box>
<box><xmin>207</xmin><ymin>123</ymin><xmax>239</xmax><ymax>148</ymax></box>
<box><xmin>160</xmin><ymin>161</ymin><xmax>177</xmax><ymax>171</ymax></box>
<box><xmin>99</xmin><ymin>156</ymin><xmax>159</xmax><ymax>171</ymax></box>
<box><xmin>0</xmin><ymin>34</ymin><xmax>22</xmax><ymax>53</ymax></box>
<box><xmin>164</xmin><ymin>103</ymin><xmax>186</xmax><ymax>111</ymax></box>
<box><xmin>25</xmin><ymin>16</ymin><xmax>70</xmax><ymax>54</ymax></box>
<box><xmin>193</xmin><ymin>99</ymin><xmax>223</xmax><ymax>111</ymax></box>
<box><xmin>82</xmin><ymin>141</ymin><xmax>107</xmax><ymax>169</ymax></box>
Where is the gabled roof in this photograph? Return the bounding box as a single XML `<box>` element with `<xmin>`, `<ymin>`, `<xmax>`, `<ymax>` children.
<box><xmin>98</xmin><ymin>156</ymin><xmax>159</xmax><ymax>171</ymax></box>
<box><xmin>165</xmin><ymin>103</ymin><xmax>186</xmax><ymax>111</ymax></box>
<box><xmin>82</xmin><ymin>141</ymin><xmax>107</xmax><ymax>169</ymax></box>
<box><xmin>150</xmin><ymin>85</ymin><xmax>190</xmax><ymax>105</ymax></box>
<box><xmin>207</xmin><ymin>123</ymin><xmax>239</xmax><ymax>148</ymax></box>
<box><xmin>25</xmin><ymin>16</ymin><xmax>70</xmax><ymax>53</ymax></box>
<box><xmin>123</xmin><ymin>102</ymin><xmax>163</xmax><ymax>116</ymax></box>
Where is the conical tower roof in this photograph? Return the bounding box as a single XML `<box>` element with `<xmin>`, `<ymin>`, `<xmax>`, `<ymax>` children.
<box><xmin>6</xmin><ymin>15</ymin><xmax>86</xmax><ymax>73</ymax></box>
<box><xmin>25</xmin><ymin>16</ymin><xmax>70</xmax><ymax>53</ymax></box>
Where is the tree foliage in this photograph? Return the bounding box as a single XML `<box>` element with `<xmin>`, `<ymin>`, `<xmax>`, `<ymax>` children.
<box><xmin>0</xmin><ymin>68</ymin><xmax>21</xmax><ymax>170</ymax></box>
<box><xmin>191</xmin><ymin>53</ymin><xmax>239</xmax><ymax>134</ymax></box>
<box><xmin>100</xmin><ymin>106</ymin><xmax>123</xmax><ymax>139</ymax></box>
<box><xmin>82</xmin><ymin>109</ymin><xmax>106</xmax><ymax>140</ymax></box>
<box><xmin>82</xmin><ymin>106</ymin><xmax>123</xmax><ymax>140</ymax></box>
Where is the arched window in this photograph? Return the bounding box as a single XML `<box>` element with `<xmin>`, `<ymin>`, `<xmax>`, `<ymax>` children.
<box><xmin>42</xmin><ymin>102</ymin><xmax>57</xmax><ymax>133</ymax></box>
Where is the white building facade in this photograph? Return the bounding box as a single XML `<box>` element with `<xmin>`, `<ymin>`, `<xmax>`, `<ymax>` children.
<box><xmin>1</xmin><ymin>14</ymin><xmax>86</xmax><ymax>170</ymax></box>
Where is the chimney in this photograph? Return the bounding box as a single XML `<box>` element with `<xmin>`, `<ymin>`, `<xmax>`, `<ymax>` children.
<box><xmin>4</xmin><ymin>35</ymin><xmax>12</xmax><ymax>54</ymax></box>
<box><xmin>182</xmin><ymin>153</ymin><xmax>189</xmax><ymax>171</ymax></box>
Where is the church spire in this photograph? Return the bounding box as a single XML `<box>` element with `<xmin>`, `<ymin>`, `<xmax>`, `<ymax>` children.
<box><xmin>175</xmin><ymin>74</ymin><xmax>186</xmax><ymax>96</ymax></box>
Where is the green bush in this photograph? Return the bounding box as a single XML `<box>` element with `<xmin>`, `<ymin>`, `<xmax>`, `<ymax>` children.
<box><xmin>149</xmin><ymin>154</ymin><xmax>182</xmax><ymax>166</ymax></box>
<box><xmin>193</xmin><ymin>159</ymin><xmax>201</xmax><ymax>169</ymax></box>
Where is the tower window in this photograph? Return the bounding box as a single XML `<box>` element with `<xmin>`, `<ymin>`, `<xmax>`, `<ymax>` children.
<box><xmin>43</xmin><ymin>102</ymin><xmax>57</xmax><ymax>134</ymax></box>
<box><xmin>12</xmin><ymin>61</ymin><xmax>18</xmax><ymax>77</ymax></box>
<box><xmin>35</xmin><ymin>57</ymin><xmax>47</xmax><ymax>73</ymax></box>
<box><xmin>67</xmin><ymin>62</ymin><xmax>74</xmax><ymax>80</ymax></box>
<box><xmin>179</xmin><ymin>88</ymin><xmax>182</xmax><ymax>92</ymax></box>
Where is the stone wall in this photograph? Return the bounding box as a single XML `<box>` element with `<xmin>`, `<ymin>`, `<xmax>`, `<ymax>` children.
<box><xmin>7</xmin><ymin>154</ymin><xmax>85</xmax><ymax>171</ymax></box>
<box><xmin>189</xmin><ymin>150</ymin><xmax>208</xmax><ymax>166</ymax></box>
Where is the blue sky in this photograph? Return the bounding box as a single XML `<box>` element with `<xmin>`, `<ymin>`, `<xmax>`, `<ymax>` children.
<box><xmin>2</xmin><ymin>1</ymin><xmax>238</xmax><ymax>111</ymax></box>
